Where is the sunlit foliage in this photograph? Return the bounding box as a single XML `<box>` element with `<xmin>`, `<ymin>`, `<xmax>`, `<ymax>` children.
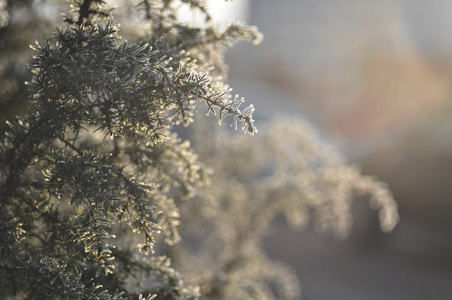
<box><xmin>0</xmin><ymin>0</ymin><xmax>259</xmax><ymax>298</ymax></box>
<box><xmin>0</xmin><ymin>0</ymin><xmax>397</xmax><ymax>299</ymax></box>
<box><xmin>167</xmin><ymin>117</ymin><xmax>398</xmax><ymax>299</ymax></box>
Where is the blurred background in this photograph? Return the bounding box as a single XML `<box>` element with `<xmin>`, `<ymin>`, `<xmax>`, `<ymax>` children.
<box><xmin>211</xmin><ymin>0</ymin><xmax>452</xmax><ymax>299</ymax></box>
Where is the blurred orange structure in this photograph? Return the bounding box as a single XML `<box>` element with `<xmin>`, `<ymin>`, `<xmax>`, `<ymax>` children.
<box><xmin>224</xmin><ymin>1</ymin><xmax>452</xmax><ymax>299</ymax></box>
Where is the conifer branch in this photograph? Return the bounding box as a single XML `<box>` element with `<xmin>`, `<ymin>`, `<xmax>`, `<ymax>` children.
<box><xmin>0</xmin><ymin>1</ymin><xmax>399</xmax><ymax>299</ymax></box>
<box><xmin>76</xmin><ymin>0</ymin><xmax>94</xmax><ymax>26</ymax></box>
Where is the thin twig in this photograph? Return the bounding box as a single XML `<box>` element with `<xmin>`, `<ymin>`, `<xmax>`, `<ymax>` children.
<box><xmin>77</xmin><ymin>0</ymin><xmax>94</xmax><ymax>26</ymax></box>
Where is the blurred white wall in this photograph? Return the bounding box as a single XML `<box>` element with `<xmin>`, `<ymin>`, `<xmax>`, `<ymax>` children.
<box><xmin>222</xmin><ymin>1</ymin><xmax>452</xmax><ymax>299</ymax></box>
